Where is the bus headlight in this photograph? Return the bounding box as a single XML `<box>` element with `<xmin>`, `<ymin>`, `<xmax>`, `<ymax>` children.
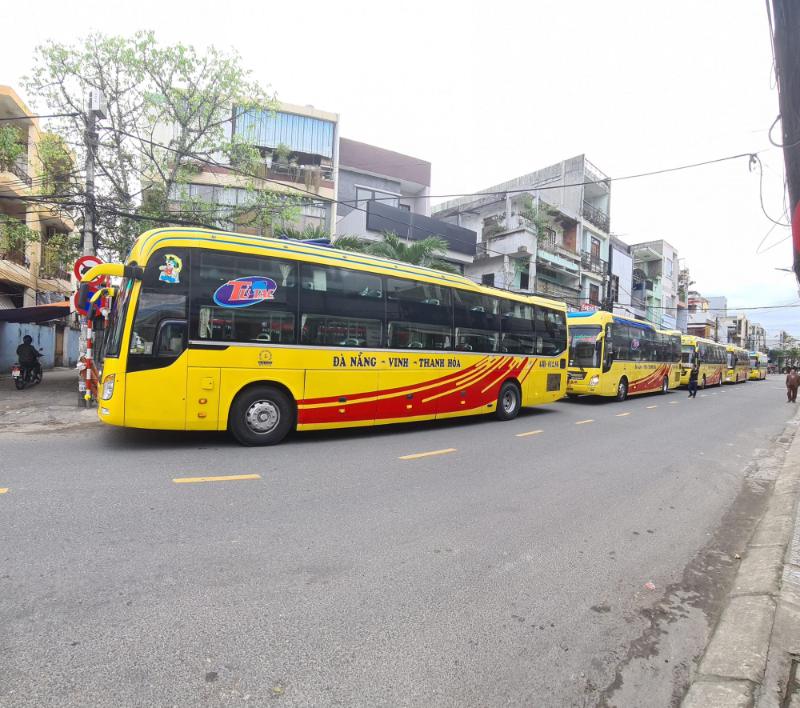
<box><xmin>101</xmin><ymin>374</ymin><xmax>115</xmax><ymax>400</ymax></box>
<box><xmin>589</xmin><ymin>375</ymin><xmax>600</xmax><ymax>386</ymax></box>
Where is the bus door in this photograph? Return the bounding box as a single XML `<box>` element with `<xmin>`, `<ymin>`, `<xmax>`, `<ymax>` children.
<box><xmin>124</xmin><ymin>253</ymin><xmax>189</xmax><ymax>430</ymax></box>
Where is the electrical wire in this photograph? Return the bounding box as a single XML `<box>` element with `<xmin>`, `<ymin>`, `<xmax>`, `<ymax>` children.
<box><xmin>0</xmin><ymin>112</ymin><xmax>82</xmax><ymax>122</ymax></box>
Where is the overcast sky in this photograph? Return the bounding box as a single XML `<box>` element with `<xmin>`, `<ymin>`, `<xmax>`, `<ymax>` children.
<box><xmin>5</xmin><ymin>0</ymin><xmax>797</xmax><ymax>339</ymax></box>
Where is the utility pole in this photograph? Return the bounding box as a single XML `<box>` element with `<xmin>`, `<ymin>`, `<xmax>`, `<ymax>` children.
<box><xmin>769</xmin><ymin>0</ymin><xmax>800</xmax><ymax>286</ymax></box>
<box><xmin>82</xmin><ymin>90</ymin><xmax>105</xmax><ymax>256</ymax></box>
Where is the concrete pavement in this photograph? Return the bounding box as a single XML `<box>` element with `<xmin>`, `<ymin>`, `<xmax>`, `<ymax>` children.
<box><xmin>0</xmin><ymin>378</ymin><xmax>796</xmax><ymax>706</ymax></box>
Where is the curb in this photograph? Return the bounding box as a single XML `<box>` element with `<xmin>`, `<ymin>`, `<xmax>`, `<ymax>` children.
<box><xmin>683</xmin><ymin>413</ymin><xmax>800</xmax><ymax>707</ymax></box>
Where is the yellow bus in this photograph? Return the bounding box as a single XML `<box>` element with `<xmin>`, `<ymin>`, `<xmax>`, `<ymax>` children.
<box><xmin>680</xmin><ymin>335</ymin><xmax>726</xmax><ymax>388</ymax></box>
<box><xmin>86</xmin><ymin>227</ymin><xmax>570</xmax><ymax>445</ymax></box>
<box><xmin>748</xmin><ymin>351</ymin><xmax>768</xmax><ymax>381</ymax></box>
<box><xmin>724</xmin><ymin>345</ymin><xmax>750</xmax><ymax>384</ymax></box>
<box><xmin>566</xmin><ymin>311</ymin><xmax>681</xmax><ymax>401</ymax></box>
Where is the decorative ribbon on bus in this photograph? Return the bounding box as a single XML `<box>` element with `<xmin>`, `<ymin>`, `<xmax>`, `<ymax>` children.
<box><xmin>213</xmin><ymin>276</ymin><xmax>277</xmax><ymax>308</ymax></box>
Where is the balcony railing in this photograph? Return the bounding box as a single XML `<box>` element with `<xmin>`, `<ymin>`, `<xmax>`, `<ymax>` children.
<box><xmin>538</xmin><ymin>237</ymin><xmax>579</xmax><ymax>260</ymax></box>
<box><xmin>536</xmin><ymin>278</ymin><xmax>580</xmax><ymax>303</ymax></box>
<box><xmin>0</xmin><ymin>235</ymin><xmax>26</xmax><ymax>266</ymax></box>
<box><xmin>40</xmin><ymin>245</ymin><xmax>70</xmax><ymax>280</ymax></box>
<box><xmin>581</xmin><ymin>200</ymin><xmax>609</xmax><ymax>232</ymax></box>
<box><xmin>581</xmin><ymin>252</ymin><xmax>608</xmax><ymax>275</ymax></box>
<box><xmin>3</xmin><ymin>156</ymin><xmax>32</xmax><ymax>187</ymax></box>
<box><xmin>254</xmin><ymin>162</ymin><xmax>334</xmax><ymax>189</ymax></box>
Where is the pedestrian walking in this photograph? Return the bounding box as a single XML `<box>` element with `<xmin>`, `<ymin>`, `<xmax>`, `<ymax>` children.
<box><xmin>688</xmin><ymin>362</ymin><xmax>700</xmax><ymax>398</ymax></box>
<box><xmin>786</xmin><ymin>367</ymin><xmax>799</xmax><ymax>403</ymax></box>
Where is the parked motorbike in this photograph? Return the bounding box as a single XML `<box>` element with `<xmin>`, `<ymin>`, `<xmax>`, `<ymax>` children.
<box><xmin>11</xmin><ymin>350</ymin><xmax>43</xmax><ymax>390</ymax></box>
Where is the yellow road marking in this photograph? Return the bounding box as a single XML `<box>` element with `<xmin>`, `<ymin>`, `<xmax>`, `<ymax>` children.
<box><xmin>615</xmin><ymin>412</ymin><xmax>631</xmax><ymax>417</ymax></box>
<box><xmin>516</xmin><ymin>429</ymin><xmax>544</xmax><ymax>437</ymax></box>
<box><xmin>0</xmin><ymin>488</ymin><xmax>8</xmax><ymax>494</ymax></box>
<box><xmin>646</xmin><ymin>405</ymin><xmax>658</xmax><ymax>409</ymax></box>
<box><xmin>575</xmin><ymin>419</ymin><xmax>594</xmax><ymax>425</ymax></box>
<box><xmin>173</xmin><ymin>474</ymin><xmax>261</xmax><ymax>484</ymax></box>
<box><xmin>399</xmin><ymin>448</ymin><xmax>456</xmax><ymax>460</ymax></box>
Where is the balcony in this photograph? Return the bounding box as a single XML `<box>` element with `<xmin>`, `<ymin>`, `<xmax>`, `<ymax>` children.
<box><xmin>581</xmin><ymin>253</ymin><xmax>608</xmax><ymax>275</ymax></box>
<box><xmin>536</xmin><ymin>278</ymin><xmax>580</xmax><ymax>304</ymax></box>
<box><xmin>254</xmin><ymin>161</ymin><xmax>334</xmax><ymax>191</ymax></box>
<box><xmin>582</xmin><ymin>200</ymin><xmax>609</xmax><ymax>232</ymax></box>
<box><xmin>538</xmin><ymin>236</ymin><xmax>579</xmax><ymax>261</ymax></box>
<box><xmin>39</xmin><ymin>244</ymin><xmax>70</xmax><ymax>280</ymax></box>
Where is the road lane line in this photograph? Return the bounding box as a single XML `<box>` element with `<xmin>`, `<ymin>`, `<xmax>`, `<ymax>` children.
<box><xmin>515</xmin><ymin>429</ymin><xmax>544</xmax><ymax>437</ymax></box>
<box><xmin>399</xmin><ymin>448</ymin><xmax>456</xmax><ymax>460</ymax></box>
<box><xmin>615</xmin><ymin>412</ymin><xmax>631</xmax><ymax>417</ymax></box>
<box><xmin>0</xmin><ymin>488</ymin><xmax>7</xmax><ymax>494</ymax></box>
<box><xmin>646</xmin><ymin>405</ymin><xmax>658</xmax><ymax>409</ymax></box>
<box><xmin>669</xmin><ymin>401</ymin><xmax>678</xmax><ymax>405</ymax></box>
<box><xmin>173</xmin><ymin>474</ymin><xmax>261</xmax><ymax>484</ymax></box>
<box><xmin>575</xmin><ymin>419</ymin><xmax>594</xmax><ymax>425</ymax></box>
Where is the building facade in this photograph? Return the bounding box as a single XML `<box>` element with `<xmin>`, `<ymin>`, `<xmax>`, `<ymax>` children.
<box><xmin>335</xmin><ymin>139</ymin><xmax>475</xmax><ymax>269</ymax></box>
<box><xmin>607</xmin><ymin>236</ymin><xmax>636</xmax><ymax>317</ymax></box>
<box><xmin>630</xmin><ymin>239</ymin><xmax>679</xmax><ymax>329</ymax></box>
<box><xmin>432</xmin><ymin>155</ymin><xmax>610</xmax><ymax>306</ymax></box>
<box><xmin>0</xmin><ymin>85</ymin><xmax>78</xmax><ymax>369</ymax></box>
<box><xmin>162</xmin><ymin>101</ymin><xmax>340</xmax><ymax>236</ymax></box>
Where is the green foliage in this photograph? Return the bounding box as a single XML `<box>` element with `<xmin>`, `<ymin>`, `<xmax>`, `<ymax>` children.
<box><xmin>41</xmin><ymin>231</ymin><xmax>81</xmax><ymax>277</ymax></box>
<box><xmin>518</xmin><ymin>194</ymin><xmax>558</xmax><ymax>244</ymax></box>
<box><xmin>332</xmin><ymin>231</ymin><xmax>456</xmax><ymax>273</ymax></box>
<box><xmin>0</xmin><ymin>125</ymin><xmax>25</xmax><ymax>171</ymax></box>
<box><xmin>24</xmin><ymin>31</ymin><xmax>291</xmax><ymax>259</ymax></box>
<box><xmin>278</xmin><ymin>225</ymin><xmax>330</xmax><ymax>240</ymax></box>
<box><xmin>37</xmin><ymin>132</ymin><xmax>75</xmax><ymax>197</ymax></box>
<box><xmin>0</xmin><ymin>216</ymin><xmax>40</xmax><ymax>261</ymax></box>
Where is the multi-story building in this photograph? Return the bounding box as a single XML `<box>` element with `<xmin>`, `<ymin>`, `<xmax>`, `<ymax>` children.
<box><xmin>630</xmin><ymin>239</ymin><xmax>679</xmax><ymax>329</ymax></box>
<box><xmin>0</xmin><ymin>85</ymin><xmax>78</xmax><ymax>369</ymax></box>
<box><xmin>335</xmin><ymin>138</ymin><xmax>475</xmax><ymax>270</ymax></box>
<box><xmin>432</xmin><ymin>155</ymin><xmax>610</xmax><ymax>306</ymax></box>
<box><xmin>164</xmin><ymin>101</ymin><xmax>340</xmax><ymax>235</ymax></box>
<box><xmin>687</xmin><ymin>290</ymin><xmax>716</xmax><ymax>339</ymax></box>
<box><xmin>607</xmin><ymin>236</ymin><xmax>636</xmax><ymax>317</ymax></box>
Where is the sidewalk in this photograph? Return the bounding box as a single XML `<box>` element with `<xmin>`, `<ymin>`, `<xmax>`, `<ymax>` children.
<box><xmin>0</xmin><ymin>367</ymin><xmax>99</xmax><ymax>432</ymax></box>
<box><xmin>683</xmin><ymin>411</ymin><xmax>800</xmax><ymax>707</ymax></box>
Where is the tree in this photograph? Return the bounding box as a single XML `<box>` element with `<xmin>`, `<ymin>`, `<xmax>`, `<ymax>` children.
<box><xmin>24</xmin><ymin>31</ymin><xmax>299</xmax><ymax>258</ymax></box>
<box><xmin>331</xmin><ymin>231</ymin><xmax>456</xmax><ymax>272</ymax></box>
<box><xmin>0</xmin><ymin>125</ymin><xmax>25</xmax><ymax>172</ymax></box>
<box><xmin>518</xmin><ymin>194</ymin><xmax>558</xmax><ymax>244</ymax></box>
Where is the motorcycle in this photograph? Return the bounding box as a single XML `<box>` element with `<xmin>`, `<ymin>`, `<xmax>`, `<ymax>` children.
<box><xmin>11</xmin><ymin>351</ymin><xmax>43</xmax><ymax>390</ymax></box>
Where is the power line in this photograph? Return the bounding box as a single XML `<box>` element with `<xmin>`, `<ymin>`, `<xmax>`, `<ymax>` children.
<box><xmin>0</xmin><ymin>112</ymin><xmax>81</xmax><ymax>122</ymax></box>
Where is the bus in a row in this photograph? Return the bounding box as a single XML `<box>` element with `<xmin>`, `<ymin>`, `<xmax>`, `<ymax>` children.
<box><xmin>566</xmin><ymin>311</ymin><xmax>681</xmax><ymax>401</ymax></box>
<box><xmin>679</xmin><ymin>335</ymin><xmax>726</xmax><ymax>388</ymax></box>
<box><xmin>725</xmin><ymin>345</ymin><xmax>750</xmax><ymax>384</ymax></box>
<box><xmin>749</xmin><ymin>351</ymin><xmax>769</xmax><ymax>381</ymax></box>
<box><xmin>86</xmin><ymin>227</ymin><xmax>571</xmax><ymax>445</ymax></box>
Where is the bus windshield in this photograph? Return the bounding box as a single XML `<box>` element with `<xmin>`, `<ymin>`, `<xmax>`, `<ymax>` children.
<box><xmin>102</xmin><ymin>278</ymin><xmax>133</xmax><ymax>359</ymax></box>
<box><xmin>569</xmin><ymin>325</ymin><xmax>602</xmax><ymax>368</ymax></box>
<box><xmin>681</xmin><ymin>345</ymin><xmax>695</xmax><ymax>364</ymax></box>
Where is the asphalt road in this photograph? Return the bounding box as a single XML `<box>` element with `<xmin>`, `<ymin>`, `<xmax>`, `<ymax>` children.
<box><xmin>0</xmin><ymin>378</ymin><xmax>795</xmax><ymax>707</ymax></box>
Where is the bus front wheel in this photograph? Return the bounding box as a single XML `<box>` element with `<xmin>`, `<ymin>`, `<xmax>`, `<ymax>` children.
<box><xmin>701</xmin><ymin>375</ymin><xmax>707</xmax><ymax>390</ymax></box>
<box><xmin>616</xmin><ymin>378</ymin><xmax>628</xmax><ymax>402</ymax></box>
<box><xmin>229</xmin><ymin>385</ymin><xmax>294</xmax><ymax>446</ymax></box>
<box><xmin>660</xmin><ymin>376</ymin><xmax>669</xmax><ymax>394</ymax></box>
<box><xmin>496</xmin><ymin>381</ymin><xmax>521</xmax><ymax>421</ymax></box>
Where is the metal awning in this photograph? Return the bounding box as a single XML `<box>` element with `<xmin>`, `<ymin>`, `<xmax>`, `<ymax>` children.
<box><xmin>0</xmin><ymin>300</ymin><xmax>70</xmax><ymax>323</ymax></box>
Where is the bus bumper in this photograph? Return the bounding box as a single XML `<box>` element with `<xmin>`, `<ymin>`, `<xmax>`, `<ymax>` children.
<box><xmin>566</xmin><ymin>371</ymin><xmax>602</xmax><ymax>395</ymax></box>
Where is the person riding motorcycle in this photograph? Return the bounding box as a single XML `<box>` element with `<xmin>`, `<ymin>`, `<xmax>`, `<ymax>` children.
<box><xmin>16</xmin><ymin>335</ymin><xmax>42</xmax><ymax>379</ymax></box>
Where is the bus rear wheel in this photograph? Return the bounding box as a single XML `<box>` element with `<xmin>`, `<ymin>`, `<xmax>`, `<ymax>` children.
<box><xmin>701</xmin><ymin>375</ymin><xmax>707</xmax><ymax>390</ymax></box>
<box><xmin>615</xmin><ymin>378</ymin><xmax>628</xmax><ymax>402</ymax></box>
<box><xmin>496</xmin><ymin>381</ymin><xmax>521</xmax><ymax>421</ymax></box>
<box><xmin>229</xmin><ymin>385</ymin><xmax>294</xmax><ymax>446</ymax></box>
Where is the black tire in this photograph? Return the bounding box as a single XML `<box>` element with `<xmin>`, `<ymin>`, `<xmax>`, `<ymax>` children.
<box><xmin>495</xmin><ymin>381</ymin><xmax>521</xmax><ymax>421</ymax></box>
<box><xmin>660</xmin><ymin>376</ymin><xmax>669</xmax><ymax>394</ymax></box>
<box><xmin>566</xmin><ymin>393</ymin><xmax>579</xmax><ymax>400</ymax></box>
<box><xmin>229</xmin><ymin>385</ymin><xmax>294</xmax><ymax>446</ymax></box>
<box><xmin>14</xmin><ymin>378</ymin><xmax>25</xmax><ymax>390</ymax></box>
<box><xmin>701</xmin><ymin>375</ymin><xmax>707</xmax><ymax>390</ymax></box>
<box><xmin>615</xmin><ymin>377</ymin><xmax>628</xmax><ymax>402</ymax></box>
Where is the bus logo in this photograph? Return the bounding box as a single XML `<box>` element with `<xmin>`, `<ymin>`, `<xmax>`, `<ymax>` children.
<box><xmin>213</xmin><ymin>276</ymin><xmax>277</xmax><ymax>308</ymax></box>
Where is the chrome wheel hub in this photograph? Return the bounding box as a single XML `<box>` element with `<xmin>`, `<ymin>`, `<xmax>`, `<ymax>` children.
<box><xmin>245</xmin><ymin>400</ymin><xmax>280</xmax><ymax>434</ymax></box>
<box><xmin>502</xmin><ymin>390</ymin><xmax>516</xmax><ymax>413</ymax></box>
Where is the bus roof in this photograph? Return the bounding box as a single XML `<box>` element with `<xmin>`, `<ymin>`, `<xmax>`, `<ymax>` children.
<box><xmin>126</xmin><ymin>227</ymin><xmax>567</xmax><ymax>311</ymax></box>
<box><xmin>567</xmin><ymin>310</ymin><xmax>657</xmax><ymax>331</ymax></box>
<box><xmin>681</xmin><ymin>334</ymin><xmax>725</xmax><ymax>347</ymax></box>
